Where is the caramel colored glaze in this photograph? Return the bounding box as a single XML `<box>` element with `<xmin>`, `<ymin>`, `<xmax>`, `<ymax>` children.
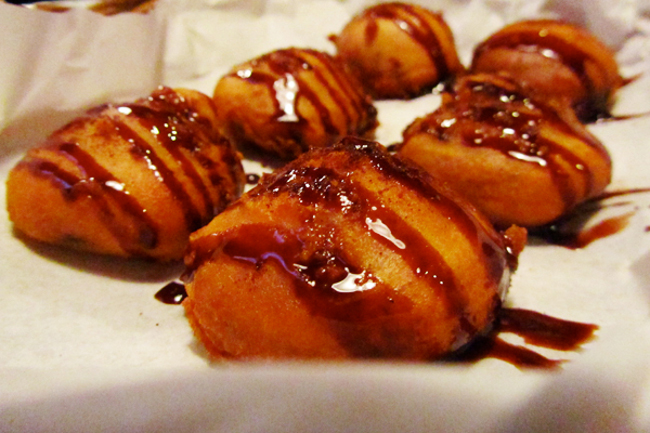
<box><xmin>183</xmin><ymin>137</ymin><xmax>522</xmax><ymax>360</ymax></box>
<box><xmin>331</xmin><ymin>2</ymin><xmax>463</xmax><ymax>99</ymax></box>
<box><xmin>471</xmin><ymin>20</ymin><xmax>623</xmax><ymax>122</ymax></box>
<box><xmin>399</xmin><ymin>73</ymin><xmax>612</xmax><ymax>228</ymax></box>
<box><xmin>213</xmin><ymin>48</ymin><xmax>377</xmax><ymax>160</ymax></box>
<box><xmin>451</xmin><ymin>308</ymin><xmax>598</xmax><ymax>369</ymax></box>
<box><xmin>7</xmin><ymin>87</ymin><xmax>245</xmax><ymax>261</ymax></box>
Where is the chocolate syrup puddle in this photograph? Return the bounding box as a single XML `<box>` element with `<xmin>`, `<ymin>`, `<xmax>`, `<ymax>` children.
<box><xmin>532</xmin><ymin>188</ymin><xmax>650</xmax><ymax>248</ymax></box>
<box><xmin>534</xmin><ymin>212</ymin><xmax>633</xmax><ymax>249</ymax></box>
<box><xmin>448</xmin><ymin>308</ymin><xmax>598</xmax><ymax>369</ymax></box>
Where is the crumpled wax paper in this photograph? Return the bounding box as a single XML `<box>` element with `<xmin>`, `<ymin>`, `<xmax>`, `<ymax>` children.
<box><xmin>2</xmin><ymin>0</ymin><xmax>650</xmax><ymax>431</ymax></box>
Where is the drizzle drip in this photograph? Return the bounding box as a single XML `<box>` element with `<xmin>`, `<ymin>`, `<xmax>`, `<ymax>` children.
<box><xmin>155</xmin><ymin>281</ymin><xmax>188</xmax><ymax>305</ymax></box>
<box><xmin>534</xmin><ymin>212</ymin><xmax>633</xmax><ymax>249</ymax></box>
<box><xmin>532</xmin><ymin>188</ymin><xmax>650</xmax><ymax>248</ymax></box>
<box><xmin>450</xmin><ymin>308</ymin><xmax>598</xmax><ymax>369</ymax></box>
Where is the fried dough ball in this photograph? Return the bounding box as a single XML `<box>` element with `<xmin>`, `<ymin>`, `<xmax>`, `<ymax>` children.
<box><xmin>330</xmin><ymin>2</ymin><xmax>464</xmax><ymax>100</ymax></box>
<box><xmin>182</xmin><ymin>137</ymin><xmax>525</xmax><ymax>361</ymax></box>
<box><xmin>471</xmin><ymin>20</ymin><xmax>623</xmax><ymax>122</ymax></box>
<box><xmin>6</xmin><ymin>87</ymin><xmax>245</xmax><ymax>261</ymax></box>
<box><xmin>398</xmin><ymin>73</ymin><xmax>612</xmax><ymax>228</ymax></box>
<box><xmin>212</xmin><ymin>47</ymin><xmax>378</xmax><ymax>160</ymax></box>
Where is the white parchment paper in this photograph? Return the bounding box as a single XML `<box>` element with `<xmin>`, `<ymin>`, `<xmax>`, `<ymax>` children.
<box><xmin>2</xmin><ymin>0</ymin><xmax>650</xmax><ymax>431</ymax></box>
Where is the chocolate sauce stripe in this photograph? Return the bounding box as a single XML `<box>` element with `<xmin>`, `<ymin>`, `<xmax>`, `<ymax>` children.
<box><xmin>302</xmin><ymin>50</ymin><xmax>357</xmax><ymax>131</ymax></box>
<box><xmin>396</xmin><ymin>4</ymin><xmax>450</xmax><ymax>80</ymax></box>
<box><xmin>22</xmin><ymin>157</ymin><xmax>81</xmax><ymax>191</ymax></box>
<box><xmin>369</xmin><ymin>3</ymin><xmax>450</xmax><ymax>80</ymax></box>
<box><xmin>473</xmin><ymin>29</ymin><xmax>600</xmax><ymax>96</ymax></box>
<box><xmin>312</xmin><ymin>49</ymin><xmax>376</xmax><ymax>133</ymax></box>
<box><xmin>54</xmin><ymin>140</ymin><xmax>159</xmax><ymax>254</ymax></box>
<box><xmin>146</xmin><ymin>87</ymin><xmax>234</xmax><ymax>214</ymax></box>
<box><xmin>266</xmin><ymin>162</ymin><xmax>483</xmax><ymax>337</ymax></box>
<box><xmin>160</xmin><ymin>120</ymin><xmax>222</xmax><ymax>216</ymax></box>
<box><xmin>110</xmin><ymin>114</ymin><xmax>205</xmax><ymax>232</ymax></box>
<box><xmin>270</xmin><ymin>51</ymin><xmax>340</xmax><ymax>137</ymax></box>
<box><xmin>117</xmin><ymin>100</ymin><xmax>220</xmax><ymax>226</ymax></box>
<box><xmin>539</xmin><ymin>137</ymin><xmax>589</xmax><ymax>210</ymax></box>
<box><xmin>358</xmin><ymin>140</ymin><xmax>506</xmax><ymax>249</ymax></box>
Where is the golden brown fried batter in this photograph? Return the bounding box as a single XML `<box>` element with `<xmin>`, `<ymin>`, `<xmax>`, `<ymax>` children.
<box><xmin>212</xmin><ymin>47</ymin><xmax>377</xmax><ymax>160</ymax></box>
<box><xmin>7</xmin><ymin>87</ymin><xmax>245</xmax><ymax>261</ymax></box>
<box><xmin>471</xmin><ymin>20</ymin><xmax>623</xmax><ymax>122</ymax></box>
<box><xmin>183</xmin><ymin>137</ymin><xmax>524</xmax><ymax>360</ymax></box>
<box><xmin>331</xmin><ymin>2</ymin><xmax>464</xmax><ymax>100</ymax></box>
<box><xmin>399</xmin><ymin>73</ymin><xmax>612</xmax><ymax>228</ymax></box>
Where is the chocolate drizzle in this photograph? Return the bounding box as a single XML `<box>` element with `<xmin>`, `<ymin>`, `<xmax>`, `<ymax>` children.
<box><xmin>227</xmin><ymin>48</ymin><xmax>376</xmax><ymax>153</ymax></box>
<box><xmin>19</xmin><ymin>87</ymin><xmax>240</xmax><ymax>257</ymax></box>
<box><xmin>405</xmin><ymin>74</ymin><xmax>610</xmax><ymax>213</ymax></box>
<box><xmin>452</xmin><ymin>308</ymin><xmax>598</xmax><ymax>369</ymax></box>
<box><xmin>52</xmin><ymin>140</ymin><xmax>158</xmax><ymax>253</ymax></box>
<box><xmin>183</xmin><ymin>139</ymin><xmax>514</xmax><ymax>355</ymax></box>
<box><xmin>532</xmin><ymin>188</ymin><xmax>650</xmax><ymax>248</ymax></box>
<box><xmin>155</xmin><ymin>281</ymin><xmax>188</xmax><ymax>305</ymax></box>
<box><xmin>112</xmin><ymin>113</ymin><xmax>205</xmax><ymax>232</ymax></box>
<box><xmin>471</xmin><ymin>20</ymin><xmax>622</xmax><ymax>121</ymax></box>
